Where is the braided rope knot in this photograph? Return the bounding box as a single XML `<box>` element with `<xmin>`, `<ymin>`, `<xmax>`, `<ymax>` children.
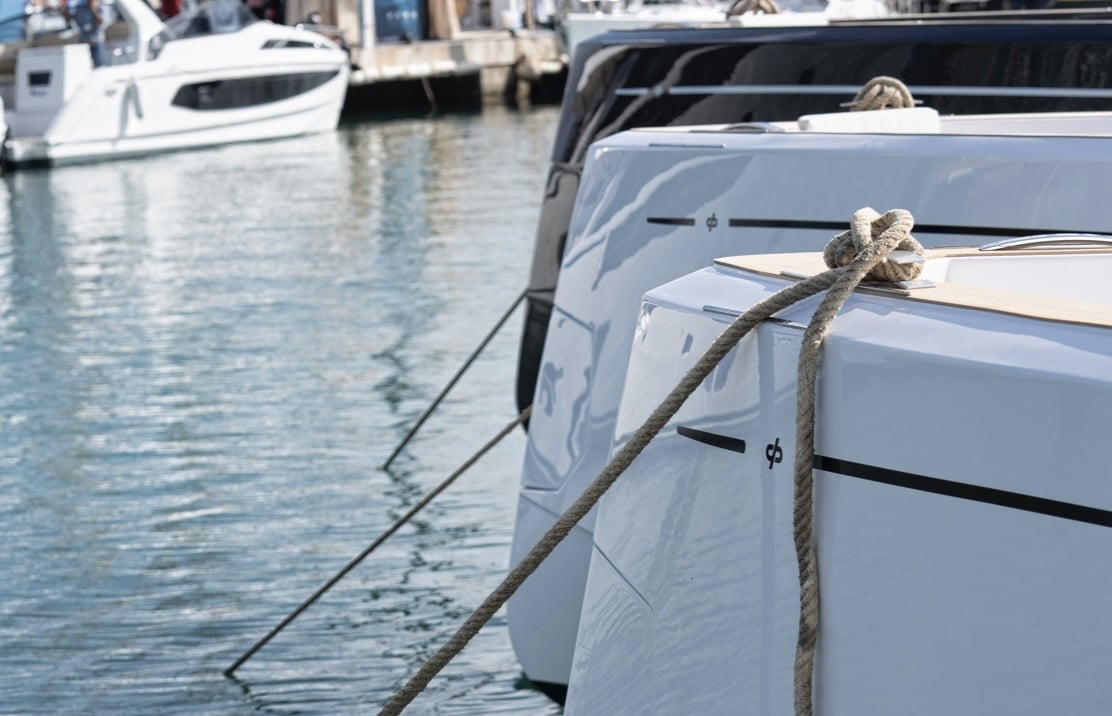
<box><xmin>843</xmin><ymin>75</ymin><xmax>917</xmax><ymax>112</ymax></box>
<box><xmin>822</xmin><ymin>207</ymin><xmax>923</xmax><ymax>283</ymax></box>
<box><xmin>726</xmin><ymin>0</ymin><xmax>781</xmax><ymax>16</ymax></box>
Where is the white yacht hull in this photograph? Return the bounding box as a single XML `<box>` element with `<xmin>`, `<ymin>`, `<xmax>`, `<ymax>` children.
<box><xmin>508</xmin><ymin>113</ymin><xmax>1112</xmax><ymax>691</ymax></box>
<box><xmin>4</xmin><ymin>75</ymin><xmax>347</xmax><ymax>165</ymax></box>
<box><xmin>566</xmin><ymin>247</ymin><xmax>1112</xmax><ymax>713</ymax></box>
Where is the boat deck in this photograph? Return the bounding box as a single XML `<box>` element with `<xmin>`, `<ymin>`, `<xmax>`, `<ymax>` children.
<box><xmin>718</xmin><ymin>246</ymin><xmax>1112</xmax><ymax>327</ymax></box>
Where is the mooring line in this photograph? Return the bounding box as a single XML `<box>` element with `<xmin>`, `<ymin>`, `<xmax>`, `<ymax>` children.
<box><xmin>375</xmin><ymin>208</ymin><xmax>921</xmax><ymax>716</ymax></box>
<box><xmin>223</xmin><ymin>405</ymin><xmax>532</xmax><ymax>677</ymax></box>
<box><xmin>382</xmin><ymin>288</ymin><xmax>527</xmax><ymax>469</ymax></box>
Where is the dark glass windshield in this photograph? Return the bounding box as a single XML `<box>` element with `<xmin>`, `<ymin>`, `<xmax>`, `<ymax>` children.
<box><xmin>148</xmin><ymin>0</ymin><xmax>256</xmax><ymax>59</ymax></box>
<box><xmin>162</xmin><ymin>0</ymin><xmax>255</xmax><ymax>40</ymax></box>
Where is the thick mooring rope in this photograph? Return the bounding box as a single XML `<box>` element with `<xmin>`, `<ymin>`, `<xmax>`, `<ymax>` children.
<box><xmin>378</xmin><ymin>208</ymin><xmax>922</xmax><ymax>716</ymax></box>
<box><xmin>224</xmin><ymin>407</ymin><xmax>533</xmax><ymax>677</ymax></box>
<box><xmin>844</xmin><ymin>75</ymin><xmax>917</xmax><ymax>112</ymax></box>
<box><xmin>792</xmin><ymin>208</ymin><xmax>920</xmax><ymax>715</ymax></box>
<box><xmin>726</xmin><ymin>0</ymin><xmax>781</xmax><ymax>15</ymax></box>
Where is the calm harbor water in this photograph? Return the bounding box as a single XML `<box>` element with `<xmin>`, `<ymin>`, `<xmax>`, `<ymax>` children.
<box><xmin>0</xmin><ymin>106</ymin><xmax>564</xmax><ymax>715</ymax></box>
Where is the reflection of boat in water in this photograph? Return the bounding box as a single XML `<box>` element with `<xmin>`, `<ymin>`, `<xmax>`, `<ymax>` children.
<box><xmin>566</xmin><ymin>218</ymin><xmax>1112</xmax><ymax>712</ymax></box>
<box><xmin>508</xmin><ymin>70</ymin><xmax>1112</xmax><ymax>700</ymax></box>
<box><xmin>0</xmin><ymin>0</ymin><xmax>349</xmax><ymax>167</ymax></box>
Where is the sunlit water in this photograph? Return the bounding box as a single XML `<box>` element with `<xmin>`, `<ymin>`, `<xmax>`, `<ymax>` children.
<box><xmin>0</xmin><ymin>106</ymin><xmax>564</xmax><ymax>715</ymax></box>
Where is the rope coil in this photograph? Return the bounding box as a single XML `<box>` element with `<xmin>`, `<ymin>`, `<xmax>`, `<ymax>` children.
<box><xmin>842</xmin><ymin>76</ymin><xmax>918</xmax><ymax>112</ymax></box>
<box><xmin>823</xmin><ymin>207</ymin><xmax>923</xmax><ymax>282</ymax></box>
<box><xmin>378</xmin><ymin>208</ymin><xmax>921</xmax><ymax>716</ymax></box>
<box><xmin>726</xmin><ymin>0</ymin><xmax>781</xmax><ymax>16</ymax></box>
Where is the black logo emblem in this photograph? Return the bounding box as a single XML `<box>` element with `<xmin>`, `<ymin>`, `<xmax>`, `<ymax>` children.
<box><xmin>765</xmin><ymin>437</ymin><xmax>783</xmax><ymax>470</ymax></box>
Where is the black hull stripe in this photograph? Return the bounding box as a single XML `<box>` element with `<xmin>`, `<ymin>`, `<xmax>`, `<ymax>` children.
<box><xmin>727</xmin><ymin>218</ymin><xmax>1110</xmax><ymax>239</ymax></box>
<box><xmin>678</xmin><ymin>426</ymin><xmax>746</xmax><ymax>454</ymax></box>
<box><xmin>815</xmin><ymin>456</ymin><xmax>1112</xmax><ymax>529</ymax></box>
<box><xmin>648</xmin><ymin>217</ymin><xmax>696</xmax><ymax>226</ymax></box>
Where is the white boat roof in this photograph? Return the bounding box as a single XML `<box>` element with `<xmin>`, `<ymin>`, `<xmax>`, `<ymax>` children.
<box><xmin>629</xmin><ymin>107</ymin><xmax>1112</xmax><ymax>137</ymax></box>
<box><xmin>717</xmin><ymin>245</ymin><xmax>1112</xmax><ymax>328</ymax></box>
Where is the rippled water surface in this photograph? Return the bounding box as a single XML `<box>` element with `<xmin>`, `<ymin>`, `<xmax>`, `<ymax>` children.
<box><xmin>0</xmin><ymin>107</ymin><xmax>563</xmax><ymax>715</ymax></box>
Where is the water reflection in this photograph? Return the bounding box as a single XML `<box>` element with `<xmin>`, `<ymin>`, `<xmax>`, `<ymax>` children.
<box><xmin>0</xmin><ymin>107</ymin><xmax>562</xmax><ymax>715</ymax></box>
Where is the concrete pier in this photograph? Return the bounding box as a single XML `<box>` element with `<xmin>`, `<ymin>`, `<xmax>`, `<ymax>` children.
<box><xmin>342</xmin><ymin>29</ymin><xmax>567</xmax><ymax>111</ymax></box>
<box><xmin>285</xmin><ymin>0</ymin><xmax>567</xmax><ymax>113</ymax></box>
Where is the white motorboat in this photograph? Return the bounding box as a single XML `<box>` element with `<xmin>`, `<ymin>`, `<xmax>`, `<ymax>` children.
<box><xmin>519</xmin><ymin>16</ymin><xmax>1112</xmax><ymax>445</ymax></box>
<box><xmin>508</xmin><ymin>104</ymin><xmax>1112</xmax><ymax>700</ymax></box>
<box><xmin>0</xmin><ymin>0</ymin><xmax>349</xmax><ymax>167</ymax></box>
<box><xmin>565</xmin><ymin>232</ymin><xmax>1112</xmax><ymax>713</ymax></box>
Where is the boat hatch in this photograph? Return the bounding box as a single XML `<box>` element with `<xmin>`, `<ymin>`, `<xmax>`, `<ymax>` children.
<box><xmin>919</xmin><ymin>239</ymin><xmax>1112</xmax><ymax>305</ymax></box>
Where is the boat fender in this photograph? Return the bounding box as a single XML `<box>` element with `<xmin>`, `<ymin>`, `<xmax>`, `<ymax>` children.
<box><xmin>126</xmin><ymin>79</ymin><xmax>143</xmax><ymax>120</ymax></box>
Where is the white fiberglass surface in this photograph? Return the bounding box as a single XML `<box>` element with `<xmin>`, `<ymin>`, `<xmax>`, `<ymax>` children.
<box><xmin>567</xmin><ymin>262</ymin><xmax>1112</xmax><ymax>713</ymax></box>
<box><xmin>513</xmin><ymin>126</ymin><xmax>1112</xmax><ymax>691</ymax></box>
<box><xmin>938</xmin><ymin>111</ymin><xmax>1112</xmax><ymax>138</ymax></box>
<box><xmin>919</xmin><ymin>253</ymin><xmax>1112</xmax><ymax>305</ymax></box>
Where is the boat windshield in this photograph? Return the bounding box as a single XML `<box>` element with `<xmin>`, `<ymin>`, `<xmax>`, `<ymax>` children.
<box><xmin>161</xmin><ymin>0</ymin><xmax>255</xmax><ymax>40</ymax></box>
<box><xmin>147</xmin><ymin>0</ymin><xmax>255</xmax><ymax>58</ymax></box>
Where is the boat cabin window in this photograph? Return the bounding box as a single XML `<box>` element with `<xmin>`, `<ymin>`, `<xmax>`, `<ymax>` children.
<box><xmin>168</xmin><ymin>0</ymin><xmax>255</xmax><ymax>37</ymax></box>
<box><xmin>148</xmin><ymin>0</ymin><xmax>254</xmax><ymax>57</ymax></box>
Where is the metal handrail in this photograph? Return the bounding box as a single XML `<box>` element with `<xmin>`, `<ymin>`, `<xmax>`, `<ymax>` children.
<box><xmin>978</xmin><ymin>233</ymin><xmax>1112</xmax><ymax>251</ymax></box>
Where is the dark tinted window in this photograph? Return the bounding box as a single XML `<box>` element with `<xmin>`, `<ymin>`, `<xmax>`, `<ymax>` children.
<box><xmin>171</xmin><ymin>71</ymin><xmax>340</xmax><ymax>110</ymax></box>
